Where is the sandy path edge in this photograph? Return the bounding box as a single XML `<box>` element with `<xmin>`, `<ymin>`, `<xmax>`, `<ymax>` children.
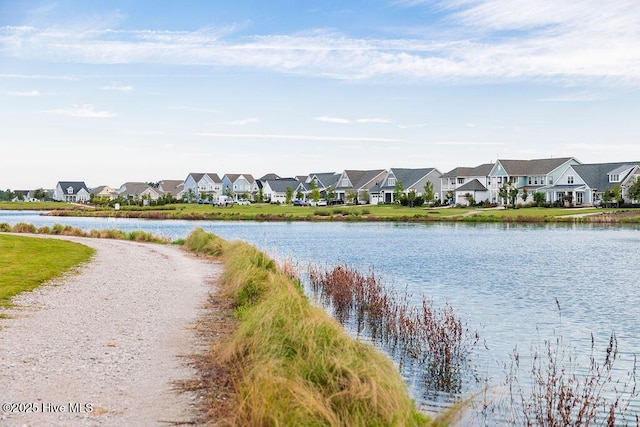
<box><xmin>0</xmin><ymin>235</ymin><xmax>222</xmax><ymax>426</ymax></box>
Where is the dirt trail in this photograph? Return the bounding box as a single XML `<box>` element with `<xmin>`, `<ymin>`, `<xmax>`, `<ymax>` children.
<box><xmin>0</xmin><ymin>236</ymin><xmax>222</xmax><ymax>426</ymax></box>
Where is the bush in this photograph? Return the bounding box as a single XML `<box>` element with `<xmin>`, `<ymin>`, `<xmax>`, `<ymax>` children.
<box><xmin>12</xmin><ymin>223</ymin><xmax>36</xmax><ymax>233</ymax></box>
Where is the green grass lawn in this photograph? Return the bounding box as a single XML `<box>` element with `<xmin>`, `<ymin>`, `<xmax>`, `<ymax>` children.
<box><xmin>0</xmin><ymin>234</ymin><xmax>95</xmax><ymax>307</ymax></box>
<box><xmin>0</xmin><ymin>201</ymin><xmax>78</xmax><ymax>210</ymax></box>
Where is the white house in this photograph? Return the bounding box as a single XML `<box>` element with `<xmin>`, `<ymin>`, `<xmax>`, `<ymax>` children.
<box><xmin>53</xmin><ymin>181</ymin><xmax>90</xmax><ymax>203</ymax></box>
<box><xmin>183</xmin><ymin>173</ymin><xmax>222</xmax><ymax>201</ymax></box>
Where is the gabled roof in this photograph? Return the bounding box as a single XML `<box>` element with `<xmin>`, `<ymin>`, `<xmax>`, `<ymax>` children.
<box><xmin>264</xmin><ymin>178</ymin><xmax>302</xmax><ymax>193</ymax></box>
<box><xmin>224</xmin><ymin>174</ymin><xmax>256</xmax><ymax>184</ymax></box>
<box><xmin>259</xmin><ymin>173</ymin><xmax>280</xmax><ymax>181</ymax></box>
<box><xmin>307</xmin><ymin>172</ymin><xmax>340</xmax><ymax>189</ymax></box>
<box><xmin>443</xmin><ymin>163</ymin><xmax>493</xmax><ymax>178</ymax></box>
<box><xmin>337</xmin><ymin>170</ymin><xmax>386</xmax><ymax>190</ymax></box>
<box><xmin>455</xmin><ymin>179</ymin><xmax>487</xmax><ymax>192</ymax></box>
<box><xmin>382</xmin><ymin>168</ymin><xmax>437</xmax><ymax>190</ymax></box>
<box><xmin>497</xmin><ymin>157</ymin><xmax>575</xmax><ymax>176</ymax></box>
<box><xmin>158</xmin><ymin>180</ymin><xmax>184</xmax><ymax>196</ymax></box>
<box><xmin>90</xmin><ymin>185</ymin><xmax>118</xmax><ymax>195</ymax></box>
<box><xmin>57</xmin><ymin>181</ymin><xmax>89</xmax><ymax>193</ymax></box>
<box><xmin>571</xmin><ymin>162</ymin><xmax>640</xmax><ymax>191</ymax></box>
<box><xmin>118</xmin><ymin>182</ymin><xmax>158</xmax><ymax>196</ymax></box>
<box><xmin>608</xmin><ymin>164</ymin><xmax>636</xmax><ymax>175</ymax></box>
<box><xmin>187</xmin><ymin>173</ymin><xmax>221</xmax><ymax>183</ymax></box>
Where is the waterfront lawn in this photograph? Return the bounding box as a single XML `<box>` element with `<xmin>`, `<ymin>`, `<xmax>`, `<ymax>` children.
<box><xmin>0</xmin><ymin>234</ymin><xmax>94</xmax><ymax>306</ymax></box>
<box><xmin>0</xmin><ymin>201</ymin><xmax>78</xmax><ymax>210</ymax></box>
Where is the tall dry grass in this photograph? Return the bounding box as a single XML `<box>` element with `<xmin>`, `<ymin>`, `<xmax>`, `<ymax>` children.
<box><xmin>182</xmin><ymin>228</ymin><xmax>446</xmax><ymax>426</ymax></box>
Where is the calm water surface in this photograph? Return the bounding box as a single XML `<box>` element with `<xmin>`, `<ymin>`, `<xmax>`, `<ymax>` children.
<box><xmin>3</xmin><ymin>211</ymin><xmax>639</xmax><ymax>421</ymax></box>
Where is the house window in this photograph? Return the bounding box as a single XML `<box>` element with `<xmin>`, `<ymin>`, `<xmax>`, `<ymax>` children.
<box><xmin>388</xmin><ymin>177</ymin><xmax>396</xmax><ymax>186</ymax></box>
<box><xmin>67</xmin><ymin>186</ymin><xmax>74</xmax><ymax>194</ymax></box>
<box><xmin>341</xmin><ymin>178</ymin><xmax>349</xmax><ymax>187</ymax></box>
<box><xmin>457</xmin><ymin>178</ymin><xmax>465</xmax><ymax>184</ymax></box>
<box><xmin>609</xmin><ymin>174</ymin><xmax>619</xmax><ymax>182</ymax></box>
<box><xmin>549</xmin><ymin>177</ymin><xmax>553</xmax><ymax>184</ymax></box>
<box><xmin>541</xmin><ymin>176</ymin><xmax>546</xmax><ymax>185</ymax></box>
<box><xmin>528</xmin><ymin>177</ymin><xmax>532</xmax><ymax>185</ymax></box>
<box><xmin>449</xmin><ymin>178</ymin><xmax>456</xmax><ymax>185</ymax></box>
<box><xmin>567</xmin><ymin>176</ymin><xmax>574</xmax><ymax>184</ymax></box>
<box><xmin>576</xmin><ymin>192</ymin><xmax>584</xmax><ymax>204</ymax></box>
<box><xmin>534</xmin><ymin>177</ymin><xmax>538</xmax><ymax>185</ymax></box>
<box><xmin>498</xmin><ymin>177</ymin><xmax>502</xmax><ymax>184</ymax></box>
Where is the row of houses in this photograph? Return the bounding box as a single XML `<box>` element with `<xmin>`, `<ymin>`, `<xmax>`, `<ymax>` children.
<box><xmin>49</xmin><ymin>157</ymin><xmax>640</xmax><ymax>207</ymax></box>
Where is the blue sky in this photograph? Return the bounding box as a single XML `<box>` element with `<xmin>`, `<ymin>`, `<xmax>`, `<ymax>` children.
<box><xmin>1</xmin><ymin>0</ymin><xmax>639</xmax><ymax>189</ymax></box>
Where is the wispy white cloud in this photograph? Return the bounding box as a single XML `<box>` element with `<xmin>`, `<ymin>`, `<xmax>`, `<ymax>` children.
<box><xmin>43</xmin><ymin>104</ymin><xmax>116</xmax><ymax>118</ymax></box>
<box><xmin>398</xmin><ymin>123</ymin><xmax>429</xmax><ymax>129</ymax></box>
<box><xmin>356</xmin><ymin>118</ymin><xmax>392</xmax><ymax>123</ymax></box>
<box><xmin>8</xmin><ymin>90</ymin><xmax>40</xmax><ymax>97</ymax></box>
<box><xmin>196</xmin><ymin>132</ymin><xmax>403</xmax><ymax>142</ymax></box>
<box><xmin>2</xmin><ymin>1</ymin><xmax>639</xmax><ymax>85</ymax></box>
<box><xmin>315</xmin><ymin>116</ymin><xmax>351</xmax><ymax>124</ymax></box>
<box><xmin>230</xmin><ymin>118</ymin><xmax>259</xmax><ymax>125</ymax></box>
<box><xmin>167</xmin><ymin>105</ymin><xmax>219</xmax><ymax>114</ymax></box>
<box><xmin>102</xmin><ymin>82</ymin><xmax>133</xmax><ymax>93</ymax></box>
<box><xmin>432</xmin><ymin>141</ymin><xmax>504</xmax><ymax>146</ymax></box>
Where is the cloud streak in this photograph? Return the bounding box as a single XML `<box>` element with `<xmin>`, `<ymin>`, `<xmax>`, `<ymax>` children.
<box><xmin>44</xmin><ymin>104</ymin><xmax>117</xmax><ymax>118</ymax></box>
<box><xmin>196</xmin><ymin>132</ymin><xmax>402</xmax><ymax>142</ymax></box>
<box><xmin>2</xmin><ymin>1</ymin><xmax>640</xmax><ymax>86</ymax></box>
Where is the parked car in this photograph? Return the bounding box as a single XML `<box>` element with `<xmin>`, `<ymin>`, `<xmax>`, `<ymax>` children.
<box><xmin>215</xmin><ymin>196</ymin><xmax>234</xmax><ymax>207</ymax></box>
<box><xmin>293</xmin><ymin>199</ymin><xmax>308</xmax><ymax>206</ymax></box>
<box><xmin>316</xmin><ymin>199</ymin><xmax>327</xmax><ymax>206</ymax></box>
<box><xmin>237</xmin><ymin>200</ymin><xmax>251</xmax><ymax>206</ymax></box>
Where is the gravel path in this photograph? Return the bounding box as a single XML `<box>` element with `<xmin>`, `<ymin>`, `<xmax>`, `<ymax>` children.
<box><xmin>0</xmin><ymin>236</ymin><xmax>222</xmax><ymax>426</ymax></box>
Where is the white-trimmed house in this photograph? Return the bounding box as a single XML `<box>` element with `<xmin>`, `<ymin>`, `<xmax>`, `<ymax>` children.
<box><xmin>455</xmin><ymin>180</ymin><xmax>490</xmax><ymax>206</ymax></box>
<box><xmin>53</xmin><ymin>181</ymin><xmax>90</xmax><ymax>203</ymax></box>
<box><xmin>370</xmin><ymin>168</ymin><xmax>442</xmax><ymax>205</ymax></box>
<box><xmin>488</xmin><ymin>157</ymin><xmax>580</xmax><ymax>205</ymax></box>
<box><xmin>334</xmin><ymin>169</ymin><xmax>386</xmax><ymax>204</ymax></box>
<box><xmin>303</xmin><ymin>172</ymin><xmax>340</xmax><ymax>200</ymax></box>
<box><xmin>183</xmin><ymin>173</ymin><xmax>222</xmax><ymax>202</ymax></box>
<box><xmin>222</xmin><ymin>174</ymin><xmax>259</xmax><ymax>201</ymax></box>
<box><xmin>440</xmin><ymin>163</ymin><xmax>493</xmax><ymax>205</ymax></box>
<box><xmin>261</xmin><ymin>178</ymin><xmax>304</xmax><ymax>204</ymax></box>
<box><xmin>117</xmin><ymin>182</ymin><xmax>162</xmax><ymax>203</ymax></box>
<box><xmin>544</xmin><ymin>162</ymin><xmax>640</xmax><ymax>206</ymax></box>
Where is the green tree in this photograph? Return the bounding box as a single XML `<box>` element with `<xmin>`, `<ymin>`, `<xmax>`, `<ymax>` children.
<box><xmin>310</xmin><ymin>180</ymin><xmax>321</xmax><ymax>203</ymax></box>
<box><xmin>423</xmin><ymin>181</ymin><xmax>435</xmax><ymax>205</ymax></box>
<box><xmin>464</xmin><ymin>192</ymin><xmax>475</xmax><ymax>206</ymax></box>
<box><xmin>627</xmin><ymin>177</ymin><xmax>640</xmax><ymax>202</ymax></box>
<box><xmin>533</xmin><ymin>191</ymin><xmax>546</xmax><ymax>207</ymax></box>
<box><xmin>33</xmin><ymin>188</ymin><xmax>47</xmax><ymax>201</ymax></box>
<box><xmin>296</xmin><ymin>188</ymin><xmax>303</xmax><ymax>201</ymax></box>
<box><xmin>393</xmin><ymin>180</ymin><xmax>404</xmax><ymax>203</ymax></box>
<box><xmin>185</xmin><ymin>188</ymin><xmax>196</xmax><ymax>203</ymax></box>
<box><xmin>509</xmin><ymin>186</ymin><xmax>519</xmax><ymax>207</ymax></box>
<box><xmin>498</xmin><ymin>183</ymin><xmax>509</xmax><ymax>206</ymax></box>
<box><xmin>521</xmin><ymin>189</ymin><xmax>529</xmax><ymax>204</ymax></box>
<box><xmin>257</xmin><ymin>187</ymin><xmax>264</xmax><ymax>203</ymax></box>
<box><xmin>326</xmin><ymin>187</ymin><xmax>336</xmax><ymax>204</ymax></box>
<box><xmin>285</xmin><ymin>186</ymin><xmax>293</xmax><ymax>204</ymax></box>
<box><xmin>407</xmin><ymin>189</ymin><xmax>416</xmax><ymax>207</ymax></box>
<box><xmin>346</xmin><ymin>190</ymin><xmax>357</xmax><ymax>204</ymax></box>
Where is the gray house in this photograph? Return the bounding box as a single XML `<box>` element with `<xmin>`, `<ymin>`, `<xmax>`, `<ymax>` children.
<box><xmin>370</xmin><ymin>168</ymin><xmax>442</xmax><ymax>204</ymax></box>
<box><xmin>334</xmin><ymin>169</ymin><xmax>386</xmax><ymax>204</ymax></box>
<box><xmin>261</xmin><ymin>178</ymin><xmax>304</xmax><ymax>204</ymax></box>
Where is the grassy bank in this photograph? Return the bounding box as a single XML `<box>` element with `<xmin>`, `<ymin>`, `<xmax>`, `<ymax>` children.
<box><xmin>0</xmin><ymin>234</ymin><xmax>94</xmax><ymax>307</ymax></box>
<box><xmin>0</xmin><ymin>222</ymin><xmax>169</xmax><ymax>243</ymax></box>
<box><xmin>183</xmin><ymin>228</ymin><xmax>451</xmax><ymax>426</ymax></box>
<box><xmin>42</xmin><ymin>202</ymin><xmax>640</xmax><ymax>223</ymax></box>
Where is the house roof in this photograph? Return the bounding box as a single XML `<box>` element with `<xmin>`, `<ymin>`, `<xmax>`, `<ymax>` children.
<box><xmin>259</xmin><ymin>173</ymin><xmax>280</xmax><ymax>181</ymax></box>
<box><xmin>119</xmin><ymin>182</ymin><xmax>157</xmax><ymax>196</ymax></box>
<box><xmin>224</xmin><ymin>174</ymin><xmax>256</xmax><ymax>184</ymax></box>
<box><xmin>497</xmin><ymin>157</ymin><xmax>575</xmax><ymax>176</ymax></box>
<box><xmin>307</xmin><ymin>172</ymin><xmax>340</xmax><ymax>189</ymax></box>
<box><xmin>443</xmin><ymin>163</ymin><xmax>493</xmax><ymax>178</ymax></box>
<box><xmin>158</xmin><ymin>180</ymin><xmax>184</xmax><ymax>196</ymax></box>
<box><xmin>90</xmin><ymin>185</ymin><xmax>118</xmax><ymax>195</ymax></box>
<box><xmin>455</xmin><ymin>179</ymin><xmax>488</xmax><ymax>192</ymax></box>
<box><xmin>381</xmin><ymin>168</ymin><xmax>436</xmax><ymax>190</ymax></box>
<box><xmin>337</xmin><ymin>170</ymin><xmax>386</xmax><ymax>190</ymax></box>
<box><xmin>187</xmin><ymin>173</ymin><xmax>221</xmax><ymax>183</ymax></box>
<box><xmin>570</xmin><ymin>162</ymin><xmax>640</xmax><ymax>191</ymax></box>
<box><xmin>264</xmin><ymin>178</ymin><xmax>302</xmax><ymax>193</ymax></box>
<box><xmin>57</xmin><ymin>181</ymin><xmax>89</xmax><ymax>193</ymax></box>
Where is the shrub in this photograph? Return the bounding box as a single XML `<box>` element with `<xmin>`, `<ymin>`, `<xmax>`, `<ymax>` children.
<box><xmin>12</xmin><ymin>223</ymin><xmax>36</xmax><ymax>233</ymax></box>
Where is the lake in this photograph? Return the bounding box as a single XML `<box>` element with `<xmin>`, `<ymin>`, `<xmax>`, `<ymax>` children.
<box><xmin>2</xmin><ymin>211</ymin><xmax>639</xmax><ymax>423</ymax></box>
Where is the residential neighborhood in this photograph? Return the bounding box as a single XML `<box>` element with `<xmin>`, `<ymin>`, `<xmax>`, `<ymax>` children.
<box><xmin>3</xmin><ymin>157</ymin><xmax>640</xmax><ymax>207</ymax></box>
